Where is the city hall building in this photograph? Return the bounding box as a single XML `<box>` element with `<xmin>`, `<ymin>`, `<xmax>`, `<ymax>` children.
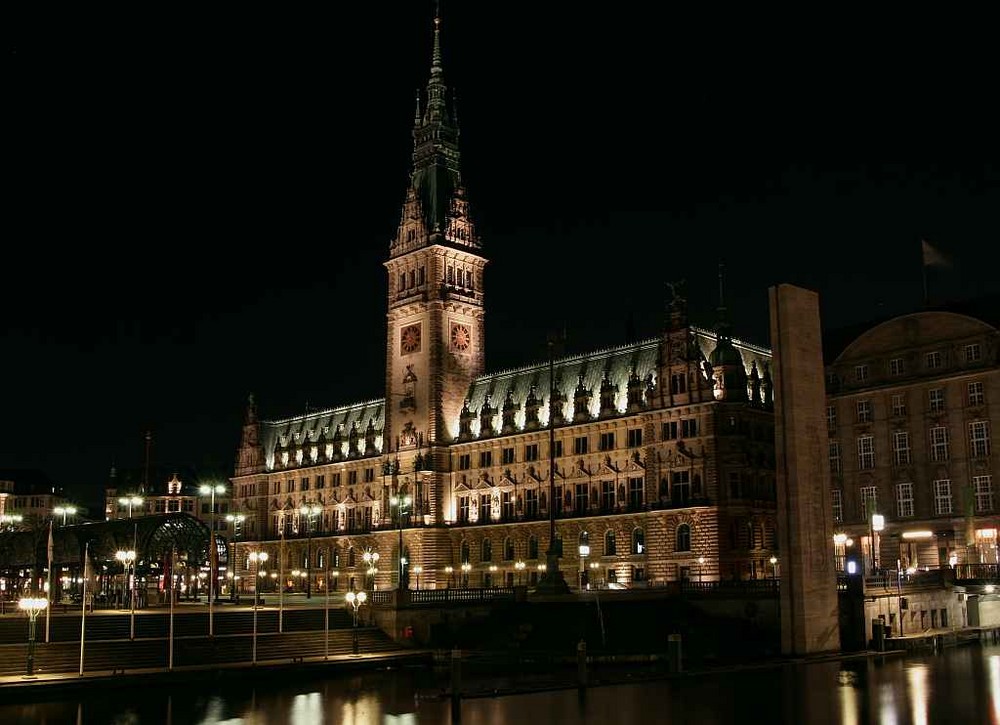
<box><xmin>229</xmin><ymin>15</ymin><xmax>778</xmax><ymax>594</ymax></box>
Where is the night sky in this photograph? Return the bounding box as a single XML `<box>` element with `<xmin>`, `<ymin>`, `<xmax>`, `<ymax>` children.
<box><xmin>7</xmin><ymin>4</ymin><xmax>997</xmax><ymax>514</ymax></box>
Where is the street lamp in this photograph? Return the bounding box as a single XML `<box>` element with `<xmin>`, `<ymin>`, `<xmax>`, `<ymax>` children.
<box><xmin>390</xmin><ymin>494</ymin><xmax>412</xmax><ymax>589</ymax></box>
<box><xmin>18</xmin><ymin>597</ymin><xmax>49</xmax><ymax>678</ymax></box>
<box><xmin>461</xmin><ymin>562</ymin><xmax>471</xmax><ymax>589</ymax></box>
<box><xmin>115</xmin><ymin>549</ymin><xmax>136</xmax><ymax>639</ymax></box>
<box><xmin>118</xmin><ymin>495</ymin><xmax>144</xmax><ymax>519</ymax></box>
<box><xmin>412</xmin><ymin>565</ymin><xmax>423</xmax><ymax>590</ymax></box>
<box><xmin>1</xmin><ymin>513</ymin><xmax>24</xmax><ymax>530</ymax></box>
<box><xmin>870</xmin><ymin>512</ymin><xmax>885</xmax><ymax>574</ymax></box>
<box><xmin>363</xmin><ymin>550</ymin><xmax>380</xmax><ymax>591</ymax></box>
<box><xmin>226</xmin><ymin>513</ymin><xmax>245</xmax><ymax>601</ymax></box>
<box><xmin>53</xmin><ymin>505</ymin><xmax>77</xmax><ymax>527</ymax></box>
<box><xmin>514</xmin><ymin>560</ymin><xmax>526</xmax><ymax>585</ymax></box>
<box><xmin>769</xmin><ymin>556</ymin><xmax>778</xmax><ymax>579</ymax></box>
<box><xmin>249</xmin><ymin>551</ymin><xmax>268</xmax><ymax>607</ymax></box>
<box><xmin>444</xmin><ymin>565</ymin><xmax>454</xmax><ymax>588</ymax></box>
<box><xmin>299</xmin><ymin>503</ymin><xmax>322</xmax><ymax>598</ymax></box>
<box><xmin>697</xmin><ymin>556</ymin><xmax>705</xmax><ymax>583</ymax></box>
<box><xmin>578</xmin><ymin>534</ymin><xmax>591</xmax><ymax>590</ymax></box>
<box><xmin>199</xmin><ymin>483</ymin><xmax>226</xmax><ymax>636</ymax></box>
<box><xmin>345</xmin><ymin>590</ymin><xmax>367</xmax><ymax>655</ymax></box>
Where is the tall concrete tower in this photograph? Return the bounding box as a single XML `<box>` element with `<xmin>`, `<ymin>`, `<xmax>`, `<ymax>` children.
<box><xmin>769</xmin><ymin>283</ymin><xmax>841</xmax><ymax>655</ymax></box>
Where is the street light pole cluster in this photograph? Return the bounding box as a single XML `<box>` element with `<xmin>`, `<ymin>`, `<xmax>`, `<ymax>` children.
<box><xmin>363</xmin><ymin>549</ymin><xmax>380</xmax><ymax>590</ymax></box>
<box><xmin>199</xmin><ymin>483</ymin><xmax>226</xmax><ymax>636</ymax></box>
<box><xmin>300</xmin><ymin>503</ymin><xmax>322</xmax><ymax>598</ymax></box>
<box><xmin>345</xmin><ymin>590</ymin><xmax>367</xmax><ymax>655</ymax></box>
<box><xmin>390</xmin><ymin>494</ymin><xmax>412</xmax><ymax>589</ymax></box>
<box><xmin>115</xmin><ymin>549</ymin><xmax>137</xmax><ymax>639</ymax></box>
<box><xmin>118</xmin><ymin>495</ymin><xmax>144</xmax><ymax>519</ymax></box>
<box><xmin>54</xmin><ymin>505</ymin><xmax>77</xmax><ymax>527</ymax></box>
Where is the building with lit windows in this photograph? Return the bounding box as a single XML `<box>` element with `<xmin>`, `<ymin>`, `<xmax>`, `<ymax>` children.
<box><xmin>825</xmin><ymin>305</ymin><xmax>1000</xmax><ymax>575</ymax></box>
<box><xmin>229</xmin><ymin>12</ymin><xmax>778</xmax><ymax>594</ymax></box>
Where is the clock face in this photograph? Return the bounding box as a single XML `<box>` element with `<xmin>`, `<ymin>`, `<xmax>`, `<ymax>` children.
<box><xmin>400</xmin><ymin>324</ymin><xmax>421</xmax><ymax>354</ymax></box>
<box><xmin>451</xmin><ymin>323</ymin><xmax>471</xmax><ymax>351</ymax></box>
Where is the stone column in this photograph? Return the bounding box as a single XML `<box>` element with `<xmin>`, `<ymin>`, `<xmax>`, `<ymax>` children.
<box><xmin>769</xmin><ymin>284</ymin><xmax>841</xmax><ymax>655</ymax></box>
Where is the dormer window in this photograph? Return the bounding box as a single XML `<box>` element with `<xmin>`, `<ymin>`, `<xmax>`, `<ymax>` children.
<box><xmin>854</xmin><ymin>364</ymin><xmax>869</xmax><ymax>382</ymax></box>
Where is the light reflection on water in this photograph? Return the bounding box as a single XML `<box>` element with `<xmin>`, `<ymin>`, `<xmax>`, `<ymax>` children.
<box><xmin>4</xmin><ymin>643</ymin><xmax>1000</xmax><ymax>724</ymax></box>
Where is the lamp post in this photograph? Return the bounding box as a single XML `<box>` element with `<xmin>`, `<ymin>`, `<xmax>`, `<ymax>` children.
<box><xmin>515</xmin><ymin>560</ymin><xmax>526</xmax><ymax>586</ymax></box>
<box><xmin>345</xmin><ymin>590</ymin><xmax>367</xmax><ymax>655</ymax></box>
<box><xmin>299</xmin><ymin>503</ymin><xmax>322</xmax><ymax>598</ymax></box>
<box><xmin>578</xmin><ymin>534</ymin><xmax>591</xmax><ymax>590</ymax></box>
<box><xmin>18</xmin><ymin>597</ymin><xmax>48</xmax><ymax>678</ymax></box>
<box><xmin>444</xmin><ymin>566</ymin><xmax>454</xmax><ymax>588</ymax></box>
<box><xmin>769</xmin><ymin>556</ymin><xmax>778</xmax><ymax>580</ymax></box>
<box><xmin>1</xmin><ymin>513</ymin><xmax>24</xmax><ymax>531</ymax></box>
<box><xmin>199</xmin><ymin>483</ymin><xmax>226</xmax><ymax>636</ymax></box>
<box><xmin>225</xmin><ymin>513</ymin><xmax>245</xmax><ymax>601</ymax></box>
<box><xmin>249</xmin><ymin>551</ymin><xmax>268</xmax><ymax>607</ymax></box>
<box><xmin>53</xmin><ymin>505</ymin><xmax>77</xmax><ymax>527</ymax></box>
<box><xmin>412</xmin><ymin>565</ymin><xmax>423</xmax><ymax>590</ymax></box>
<box><xmin>115</xmin><ymin>548</ymin><xmax>136</xmax><ymax>639</ymax></box>
<box><xmin>390</xmin><ymin>494</ymin><xmax>412</xmax><ymax>589</ymax></box>
<box><xmin>697</xmin><ymin>555</ymin><xmax>705</xmax><ymax>583</ymax></box>
<box><xmin>461</xmin><ymin>562</ymin><xmax>471</xmax><ymax>589</ymax></box>
<box><xmin>870</xmin><ymin>512</ymin><xmax>885</xmax><ymax>575</ymax></box>
<box><xmin>118</xmin><ymin>495</ymin><xmax>144</xmax><ymax>519</ymax></box>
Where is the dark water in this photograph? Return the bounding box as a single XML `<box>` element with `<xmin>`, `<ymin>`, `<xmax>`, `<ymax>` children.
<box><xmin>4</xmin><ymin>643</ymin><xmax>1000</xmax><ymax>724</ymax></box>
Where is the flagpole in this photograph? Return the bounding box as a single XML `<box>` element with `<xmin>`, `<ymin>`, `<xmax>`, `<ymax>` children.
<box><xmin>79</xmin><ymin>542</ymin><xmax>88</xmax><ymax>675</ymax></box>
<box><xmin>46</xmin><ymin>519</ymin><xmax>53</xmax><ymax>643</ymax></box>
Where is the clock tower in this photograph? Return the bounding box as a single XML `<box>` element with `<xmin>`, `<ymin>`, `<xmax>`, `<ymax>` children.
<box><xmin>385</xmin><ymin>11</ymin><xmax>486</xmax><ymax>525</ymax></box>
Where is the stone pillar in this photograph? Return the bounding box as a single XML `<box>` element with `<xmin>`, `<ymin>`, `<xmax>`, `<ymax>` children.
<box><xmin>769</xmin><ymin>284</ymin><xmax>841</xmax><ymax>655</ymax></box>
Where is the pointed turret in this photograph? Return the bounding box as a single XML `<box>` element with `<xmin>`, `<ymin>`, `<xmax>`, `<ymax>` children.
<box><xmin>234</xmin><ymin>393</ymin><xmax>264</xmax><ymax>476</ymax></box>
<box><xmin>391</xmin><ymin>7</ymin><xmax>478</xmax><ymax>257</ymax></box>
<box><xmin>709</xmin><ymin>263</ymin><xmax>749</xmax><ymax>401</ymax></box>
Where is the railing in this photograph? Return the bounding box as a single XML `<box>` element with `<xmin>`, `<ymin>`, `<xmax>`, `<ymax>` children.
<box><xmin>368</xmin><ymin>587</ymin><xmax>517</xmax><ymax>608</ymax></box>
<box><xmin>954</xmin><ymin>563</ymin><xmax>1000</xmax><ymax>582</ymax></box>
<box><xmin>678</xmin><ymin>579</ymin><xmax>779</xmax><ymax>595</ymax></box>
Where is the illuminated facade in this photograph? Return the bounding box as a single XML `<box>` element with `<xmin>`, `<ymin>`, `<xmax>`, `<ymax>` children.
<box><xmin>826</xmin><ymin>309</ymin><xmax>1000</xmax><ymax>573</ymax></box>
<box><xmin>230</xmin><ymin>12</ymin><xmax>778</xmax><ymax>592</ymax></box>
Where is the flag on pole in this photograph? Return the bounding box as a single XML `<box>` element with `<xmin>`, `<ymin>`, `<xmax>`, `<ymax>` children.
<box><xmin>921</xmin><ymin>239</ymin><xmax>951</xmax><ymax>268</ymax></box>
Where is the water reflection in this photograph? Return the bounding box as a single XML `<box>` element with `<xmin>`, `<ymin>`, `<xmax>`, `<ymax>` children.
<box><xmin>3</xmin><ymin>644</ymin><xmax>1000</xmax><ymax>724</ymax></box>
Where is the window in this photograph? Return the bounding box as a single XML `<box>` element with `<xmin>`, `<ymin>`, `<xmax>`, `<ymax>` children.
<box><xmin>857</xmin><ymin>435</ymin><xmax>875</xmax><ymax>470</ymax></box>
<box><xmin>574</xmin><ymin>436</ymin><xmax>589</xmax><ymax>455</ymax></box>
<box><xmin>552</xmin><ymin>440</ymin><xmax>563</xmax><ymax>458</ymax></box>
<box><xmin>973</xmin><ymin>475</ymin><xmax>994</xmax><ymax>512</ymax></box>
<box><xmin>969</xmin><ymin>381</ymin><xmax>985</xmax><ymax>407</ymax></box>
<box><xmin>966</xmin><ymin>343</ymin><xmax>982</xmax><ymax>363</ymax></box>
<box><xmin>286</xmin><ymin>480</ymin><xmax>295</xmax><ymax>493</ymax></box>
<box><xmin>627</xmin><ymin>428</ymin><xmax>643</xmax><ymax>448</ymax></box>
<box><xmin>827</xmin><ymin>406</ymin><xmax>837</xmax><ymax>433</ymax></box>
<box><xmin>676</xmin><ymin>524</ymin><xmax>691</xmax><ymax>552</ymax></box>
<box><xmin>933</xmin><ymin>479</ymin><xmax>952</xmax><ymax>515</ymax></box>
<box><xmin>458</xmin><ymin>496</ymin><xmax>470</xmax><ymax>523</ymax></box>
<box><xmin>892</xmin><ymin>431</ymin><xmax>911</xmax><ymax>466</ymax></box>
<box><xmin>364</xmin><ymin>468</ymin><xmax>374</xmax><ymax>483</ymax></box>
<box><xmin>856</xmin><ymin>400</ymin><xmax>873</xmax><ymax>424</ymax></box>
<box><xmin>599</xmin><ymin>432</ymin><xmax>615</xmax><ymax>452</ymax></box>
<box><xmin>503</xmin><ymin>537</ymin><xmax>515</xmax><ymax>561</ymax></box>
<box><xmin>481</xmin><ymin>538</ymin><xmax>492</xmax><ymax>562</ymax></box>
<box><xmin>460</xmin><ymin>541</ymin><xmax>470</xmax><ymax>564</ymax></box>
<box><xmin>930</xmin><ymin>426</ymin><xmax>950</xmax><ymax>462</ymax></box>
<box><xmin>926</xmin><ymin>351</ymin><xmax>942</xmax><ymax>369</ymax></box>
<box><xmin>628</xmin><ymin>477</ymin><xmax>644</xmax><ymax>510</ymax></box>
<box><xmin>670</xmin><ymin>372</ymin><xmax>687</xmax><ymax>394</ymax></box>
<box><xmin>681</xmin><ymin>419</ymin><xmax>698</xmax><ymax>438</ymax></box>
<box><xmin>889</xmin><ymin>358</ymin><xmax>905</xmax><ymax>376</ymax></box>
<box><xmin>524</xmin><ymin>443</ymin><xmax>539</xmax><ymax>462</ymax></box>
<box><xmin>332</xmin><ymin>473</ymin><xmax>341</xmax><ymax>487</ymax></box>
<box><xmin>480</xmin><ymin>493</ymin><xmax>491</xmax><ymax>521</ymax></box>
<box><xmin>891</xmin><ymin>394</ymin><xmax>907</xmax><ymax>417</ymax></box>
<box><xmin>601</xmin><ymin>480</ymin><xmax>615</xmax><ymax>511</ymax></box>
<box><xmin>896</xmin><ymin>483</ymin><xmax>914</xmax><ymax>518</ymax></box>
<box><xmin>348</xmin><ymin>471</ymin><xmax>358</xmax><ymax>485</ymax></box>
<box><xmin>832</xmin><ymin>489</ymin><xmax>843</xmax><ymax>522</ymax></box>
<box><xmin>604</xmin><ymin>530</ymin><xmax>616</xmax><ymax>556</ymax></box>
<box><xmin>969</xmin><ymin>421</ymin><xmax>992</xmax><ymax>458</ymax></box>
<box><xmin>829</xmin><ymin>441</ymin><xmax>842</xmax><ymax>475</ymax></box>
<box><xmin>855</xmin><ymin>365</ymin><xmax>869</xmax><ymax>382</ymax></box>
<box><xmin>301</xmin><ymin>477</ymin><xmax>310</xmax><ymax>491</ymax></box>
<box><xmin>662</xmin><ymin>421</ymin><xmax>678</xmax><ymax>440</ymax></box>
<box><xmin>728</xmin><ymin>471</ymin><xmax>742</xmax><ymax>498</ymax></box>
<box><xmin>524</xmin><ymin>489</ymin><xmax>538</xmax><ymax>517</ymax></box>
<box><xmin>860</xmin><ymin>485</ymin><xmax>878</xmax><ymax>518</ymax></box>
<box><xmin>501</xmin><ymin>447</ymin><xmax>515</xmax><ymax>465</ymax></box>
<box><xmin>502</xmin><ymin>490</ymin><xmax>515</xmax><ymax>520</ymax></box>
<box><xmin>632</xmin><ymin>528</ymin><xmax>645</xmax><ymax>555</ymax></box>
<box><xmin>479</xmin><ymin>451</ymin><xmax>493</xmax><ymax>468</ymax></box>
<box><xmin>929</xmin><ymin>388</ymin><xmax>945</xmax><ymax>413</ymax></box>
<box><xmin>575</xmin><ymin>483</ymin><xmax>589</xmax><ymax>514</ymax></box>
<box><xmin>458</xmin><ymin>454</ymin><xmax>471</xmax><ymax>470</ymax></box>
<box><xmin>528</xmin><ymin>536</ymin><xmax>538</xmax><ymax>560</ymax></box>
<box><xmin>316</xmin><ymin>475</ymin><xmax>325</xmax><ymax>489</ymax></box>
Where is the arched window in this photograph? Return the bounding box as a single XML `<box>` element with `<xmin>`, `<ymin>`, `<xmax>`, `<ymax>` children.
<box><xmin>317</xmin><ymin>548</ymin><xmax>326</xmax><ymax>569</ymax></box>
<box><xmin>676</xmin><ymin>524</ymin><xmax>691</xmax><ymax>552</ymax></box>
<box><xmin>481</xmin><ymin>538</ymin><xmax>492</xmax><ymax>562</ymax></box>
<box><xmin>528</xmin><ymin>535</ymin><xmax>538</xmax><ymax>560</ymax></box>
<box><xmin>746</xmin><ymin>521</ymin><xmax>755</xmax><ymax>549</ymax></box>
<box><xmin>348</xmin><ymin>546</ymin><xmax>356</xmax><ymax>567</ymax></box>
<box><xmin>461</xmin><ymin>541</ymin><xmax>470</xmax><ymax>564</ymax></box>
<box><xmin>604</xmin><ymin>530</ymin><xmax>617</xmax><ymax>556</ymax></box>
<box><xmin>504</xmin><ymin>537</ymin><xmax>515</xmax><ymax>561</ymax></box>
<box><xmin>632</xmin><ymin>528</ymin><xmax>645</xmax><ymax>555</ymax></box>
<box><xmin>578</xmin><ymin>530</ymin><xmax>590</xmax><ymax>557</ymax></box>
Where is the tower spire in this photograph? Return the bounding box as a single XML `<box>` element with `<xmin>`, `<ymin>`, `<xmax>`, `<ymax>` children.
<box><xmin>716</xmin><ymin>262</ymin><xmax>731</xmax><ymax>338</ymax></box>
